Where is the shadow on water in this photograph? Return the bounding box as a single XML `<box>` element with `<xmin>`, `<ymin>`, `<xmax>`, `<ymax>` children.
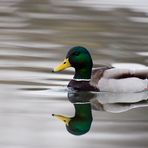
<box><xmin>52</xmin><ymin>90</ymin><xmax>148</xmax><ymax>136</ymax></box>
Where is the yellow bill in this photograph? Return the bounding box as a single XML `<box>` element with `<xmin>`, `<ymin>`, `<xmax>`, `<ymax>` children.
<box><xmin>53</xmin><ymin>58</ymin><xmax>71</xmax><ymax>72</ymax></box>
<box><xmin>52</xmin><ymin>114</ymin><xmax>71</xmax><ymax>126</ymax></box>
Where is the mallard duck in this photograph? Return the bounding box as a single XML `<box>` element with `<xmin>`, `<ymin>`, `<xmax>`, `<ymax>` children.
<box><xmin>52</xmin><ymin>102</ymin><xmax>92</xmax><ymax>136</ymax></box>
<box><xmin>53</xmin><ymin>46</ymin><xmax>148</xmax><ymax>92</ymax></box>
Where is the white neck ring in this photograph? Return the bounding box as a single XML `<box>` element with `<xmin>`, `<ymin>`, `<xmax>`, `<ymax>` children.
<box><xmin>73</xmin><ymin>78</ymin><xmax>91</xmax><ymax>81</ymax></box>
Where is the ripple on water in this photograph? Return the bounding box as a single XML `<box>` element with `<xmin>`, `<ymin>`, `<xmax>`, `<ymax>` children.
<box><xmin>0</xmin><ymin>0</ymin><xmax>148</xmax><ymax>147</ymax></box>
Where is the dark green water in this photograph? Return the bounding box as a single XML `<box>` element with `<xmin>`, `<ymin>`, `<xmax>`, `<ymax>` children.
<box><xmin>0</xmin><ymin>0</ymin><xmax>148</xmax><ymax>148</ymax></box>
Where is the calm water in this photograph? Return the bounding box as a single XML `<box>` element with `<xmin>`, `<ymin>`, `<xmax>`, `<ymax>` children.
<box><xmin>0</xmin><ymin>0</ymin><xmax>148</xmax><ymax>147</ymax></box>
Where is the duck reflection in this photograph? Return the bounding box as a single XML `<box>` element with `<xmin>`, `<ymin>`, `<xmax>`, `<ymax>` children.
<box><xmin>92</xmin><ymin>91</ymin><xmax>148</xmax><ymax>113</ymax></box>
<box><xmin>52</xmin><ymin>91</ymin><xmax>93</xmax><ymax>135</ymax></box>
<box><xmin>52</xmin><ymin>91</ymin><xmax>148</xmax><ymax>135</ymax></box>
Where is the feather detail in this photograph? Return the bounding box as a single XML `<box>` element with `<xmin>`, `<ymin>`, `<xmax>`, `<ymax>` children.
<box><xmin>90</xmin><ymin>67</ymin><xmax>148</xmax><ymax>92</ymax></box>
<box><xmin>98</xmin><ymin>78</ymin><xmax>147</xmax><ymax>92</ymax></box>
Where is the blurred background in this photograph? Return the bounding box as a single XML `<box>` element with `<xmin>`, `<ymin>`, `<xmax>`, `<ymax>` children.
<box><xmin>0</xmin><ymin>0</ymin><xmax>148</xmax><ymax>148</ymax></box>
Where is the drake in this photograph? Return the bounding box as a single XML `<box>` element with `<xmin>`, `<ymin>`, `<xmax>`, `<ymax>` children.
<box><xmin>53</xmin><ymin>46</ymin><xmax>148</xmax><ymax>92</ymax></box>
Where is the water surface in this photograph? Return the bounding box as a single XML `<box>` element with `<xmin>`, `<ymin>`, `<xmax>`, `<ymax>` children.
<box><xmin>0</xmin><ymin>0</ymin><xmax>148</xmax><ymax>148</ymax></box>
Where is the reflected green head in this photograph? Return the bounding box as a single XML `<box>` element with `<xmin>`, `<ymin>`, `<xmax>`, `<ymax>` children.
<box><xmin>66</xmin><ymin>118</ymin><xmax>92</xmax><ymax>136</ymax></box>
<box><xmin>53</xmin><ymin>103</ymin><xmax>92</xmax><ymax>136</ymax></box>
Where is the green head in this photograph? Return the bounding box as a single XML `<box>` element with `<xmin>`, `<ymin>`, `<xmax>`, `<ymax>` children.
<box><xmin>53</xmin><ymin>46</ymin><xmax>93</xmax><ymax>79</ymax></box>
<box><xmin>65</xmin><ymin>115</ymin><xmax>92</xmax><ymax>135</ymax></box>
<box><xmin>52</xmin><ymin>103</ymin><xmax>92</xmax><ymax>136</ymax></box>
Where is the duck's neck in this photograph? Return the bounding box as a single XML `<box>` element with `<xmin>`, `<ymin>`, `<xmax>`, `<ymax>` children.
<box><xmin>74</xmin><ymin>67</ymin><xmax>92</xmax><ymax>80</ymax></box>
<box><xmin>74</xmin><ymin>103</ymin><xmax>92</xmax><ymax>119</ymax></box>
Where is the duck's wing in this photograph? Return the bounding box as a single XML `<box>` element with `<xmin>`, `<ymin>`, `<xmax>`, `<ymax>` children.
<box><xmin>90</xmin><ymin>67</ymin><xmax>148</xmax><ymax>91</ymax></box>
<box><xmin>103</xmin><ymin>68</ymin><xmax>148</xmax><ymax>79</ymax></box>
